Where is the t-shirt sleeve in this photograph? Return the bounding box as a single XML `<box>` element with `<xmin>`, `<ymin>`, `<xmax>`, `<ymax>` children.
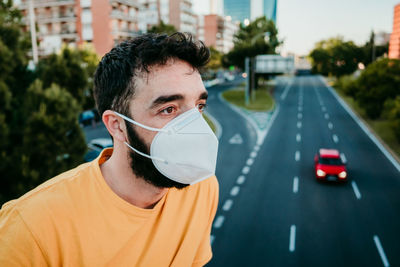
<box><xmin>0</xmin><ymin>205</ymin><xmax>47</xmax><ymax>266</ymax></box>
<box><xmin>192</xmin><ymin>176</ymin><xmax>219</xmax><ymax>267</ymax></box>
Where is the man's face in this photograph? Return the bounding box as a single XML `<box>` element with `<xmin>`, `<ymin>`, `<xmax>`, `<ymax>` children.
<box><xmin>125</xmin><ymin>59</ymin><xmax>208</xmax><ymax>188</ymax></box>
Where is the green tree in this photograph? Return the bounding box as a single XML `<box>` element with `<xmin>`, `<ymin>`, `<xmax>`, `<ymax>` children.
<box><xmin>36</xmin><ymin>46</ymin><xmax>88</xmax><ymax>104</ymax></box>
<box><xmin>207</xmin><ymin>46</ymin><xmax>223</xmax><ymax>70</ymax></box>
<box><xmin>361</xmin><ymin>31</ymin><xmax>389</xmax><ymax>67</ymax></box>
<box><xmin>309</xmin><ymin>37</ymin><xmax>363</xmax><ymax>77</ymax></box>
<box><xmin>223</xmin><ymin>16</ymin><xmax>281</xmax><ymax>69</ymax></box>
<box><xmin>355</xmin><ymin>58</ymin><xmax>400</xmax><ymax>119</ymax></box>
<box><xmin>148</xmin><ymin>20</ymin><xmax>177</xmax><ymax>35</ymax></box>
<box><xmin>0</xmin><ymin>1</ymin><xmax>87</xmax><ymax>204</ymax></box>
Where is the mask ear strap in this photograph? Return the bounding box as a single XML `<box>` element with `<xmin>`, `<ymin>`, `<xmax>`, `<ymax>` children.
<box><xmin>124</xmin><ymin>142</ymin><xmax>167</xmax><ymax>164</ymax></box>
<box><xmin>114</xmin><ymin>111</ymin><xmax>169</xmax><ymax>133</ymax></box>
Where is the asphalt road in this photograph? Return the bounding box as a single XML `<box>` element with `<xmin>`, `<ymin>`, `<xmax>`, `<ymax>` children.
<box><xmin>206</xmin><ymin>75</ymin><xmax>400</xmax><ymax>267</ymax></box>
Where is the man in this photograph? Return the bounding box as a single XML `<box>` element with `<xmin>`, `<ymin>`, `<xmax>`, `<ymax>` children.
<box><xmin>0</xmin><ymin>33</ymin><xmax>219</xmax><ymax>266</ymax></box>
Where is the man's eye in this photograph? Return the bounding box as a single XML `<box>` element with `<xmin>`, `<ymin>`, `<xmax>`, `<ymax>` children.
<box><xmin>160</xmin><ymin>106</ymin><xmax>175</xmax><ymax>114</ymax></box>
<box><xmin>197</xmin><ymin>103</ymin><xmax>207</xmax><ymax>112</ymax></box>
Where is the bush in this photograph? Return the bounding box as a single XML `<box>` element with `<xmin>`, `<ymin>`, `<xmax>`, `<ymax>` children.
<box><xmin>354</xmin><ymin>58</ymin><xmax>400</xmax><ymax>119</ymax></box>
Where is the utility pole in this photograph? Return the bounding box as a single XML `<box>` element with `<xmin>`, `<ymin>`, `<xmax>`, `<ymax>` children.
<box><xmin>28</xmin><ymin>0</ymin><xmax>38</xmax><ymax>65</ymax></box>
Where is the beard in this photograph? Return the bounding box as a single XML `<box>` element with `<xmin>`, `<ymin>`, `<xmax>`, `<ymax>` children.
<box><xmin>126</xmin><ymin>121</ymin><xmax>189</xmax><ymax>189</ymax></box>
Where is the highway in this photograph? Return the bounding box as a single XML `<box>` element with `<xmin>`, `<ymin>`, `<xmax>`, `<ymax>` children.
<box><xmin>206</xmin><ymin>75</ymin><xmax>400</xmax><ymax>267</ymax></box>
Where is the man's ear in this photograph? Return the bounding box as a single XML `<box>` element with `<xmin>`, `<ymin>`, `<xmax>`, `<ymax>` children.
<box><xmin>102</xmin><ymin>110</ymin><xmax>127</xmax><ymax>143</ymax></box>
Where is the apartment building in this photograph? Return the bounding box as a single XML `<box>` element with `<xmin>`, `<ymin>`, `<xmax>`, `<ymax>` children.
<box><xmin>389</xmin><ymin>3</ymin><xmax>400</xmax><ymax>59</ymax></box>
<box><xmin>138</xmin><ymin>0</ymin><xmax>197</xmax><ymax>35</ymax></box>
<box><xmin>198</xmin><ymin>14</ymin><xmax>237</xmax><ymax>54</ymax></box>
<box><xmin>18</xmin><ymin>0</ymin><xmax>140</xmax><ymax>56</ymax></box>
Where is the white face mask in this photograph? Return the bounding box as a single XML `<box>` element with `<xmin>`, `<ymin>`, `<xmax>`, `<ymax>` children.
<box><xmin>114</xmin><ymin>108</ymin><xmax>218</xmax><ymax>185</ymax></box>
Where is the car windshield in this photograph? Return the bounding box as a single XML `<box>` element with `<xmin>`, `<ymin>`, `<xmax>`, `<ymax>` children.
<box><xmin>319</xmin><ymin>157</ymin><xmax>343</xmax><ymax>165</ymax></box>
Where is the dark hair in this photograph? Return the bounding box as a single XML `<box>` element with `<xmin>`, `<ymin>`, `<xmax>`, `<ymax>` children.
<box><xmin>93</xmin><ymin>32</ymin><xmax>210</xmax><ymax>117</ymax></box>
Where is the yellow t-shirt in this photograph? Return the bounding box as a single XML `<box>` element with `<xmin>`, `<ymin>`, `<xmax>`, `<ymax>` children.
<box><xmin>0</xmin><ymin>148</ymin><xmax>219</xmax><ymax>266</ymax></box>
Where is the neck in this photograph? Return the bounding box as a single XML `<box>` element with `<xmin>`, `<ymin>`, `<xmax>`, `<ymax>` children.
<box><xmin>100</xmin><ymin>149</ymin><xmax>168</xmax><ymax>209</ymax></box>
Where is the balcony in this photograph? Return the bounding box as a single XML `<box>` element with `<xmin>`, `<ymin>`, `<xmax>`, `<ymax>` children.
<box><xmin>110</xmin><ymin>10</ymin><xmax>138</xmax><ymax>22</ymax></box>
<box><xmin>112</xmin><ymin>28</ymin><xmax>139</xmax><ymax>38</ymax></box>
<box><xmin>18</xmin><ymin>0</ymin><xmax>75</xmax><ymax>9</ymax></box>
<box><xmin>21</xmin><ymin>12</ymin><xmax>76</xmax><ymax>25</ymax></box>
<box><xmin>109</xmin><ymin>0</ymin><xmax>139</xmax><ymax>8</ymax></box>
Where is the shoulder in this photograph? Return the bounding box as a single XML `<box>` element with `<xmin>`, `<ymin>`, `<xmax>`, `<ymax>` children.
<box><xmin>1</xmin><ymin>161</ymin><xmax>93</xmax><ymax>222</ymax></box>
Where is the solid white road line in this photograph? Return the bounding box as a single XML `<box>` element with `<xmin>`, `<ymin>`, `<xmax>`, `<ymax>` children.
<box><xmin>325</xmin><ymin>114</ymin><xmax>330</xmax><ymax>119</ymax></box>
<box><xmin>280</xmin><ymin>81</ymin><xmax>292</xmax><ymax>100</ymax></box>
<box><xmin>250</xmin><ymin>151</ymin><xmax>257</xmax><ymax>158</ymax></box>
<box><xmin>333</xmin><ymin>134</ymin><xmax>339</xmax><ymax>143</ymax></box>
<box><xmin>295</xmin><ymin>151</ymin><xmax>301</xmax><ymax>161</ymax></box>
<box><xmin>351</xmin><ymin>181</ymin><xmax>362</xmax><ymax>199</ymax></box>
<box><xmin>328</xmin><ymin>122</ymin><xmax>333</xmax><ymax>129</ymax></box>
<box><xmin>242</xmin><ymin>166</ymin><xmax>250</xmax><ymax>174</ymax></box>
<box><xmin>213</xmin><ymin>215</ymin><xmax>225</xmax><ymax>229</ymax></box>
<box><xmin>298</xmin><ymin>113</ymin><xmax>303</xmax><ymax>119</ymax></box>
<box><xmin>289</xmin><ymin>225</ymin><xmax>296</xmax><ymax>252</ymax></box>
<box><xmin>210</xmin><ymin>235</ymin><xmax>215</xmax><ymax>245</ymax></box>
<box><xmin>340</xmin><ymin>153</ymin><xmax>347</xmax><ymax>164</ymax></box>
<box><xmin>296</xmin><ymin>133</ymin><xmax>301</xmax><ymax>142</ymax></box>
<box><xmin>246</xmin><ymin>158</ymin><xmax>254</xmax><ymax>166</ymax></box>
<box><xmin>237</xmin><ymin>175</ymin><xmax>246</xmax><ymax>185</ymax></box>
<box><xmin>293</xmin><ymin>177</ymin><xmax>299</xmax><ymax>193</ymax></box>
<box><xmin>222</xmin><ymin>199</ymin><xmax>234</xmax><ymax>211</ymax></box>
<box><xmin>297</xmin><ymin>121</ymin><xmax>302</xmax><ymax>129</ymax></box>
<box><xmin>373</xmin><ymin>235</ymin><xmax>390</xmax><ymax>267</ymax></box>
<box><xmin>230</xmin><ymin>186</ymin><xmax>240</xmax><ymax>196</ymax></box>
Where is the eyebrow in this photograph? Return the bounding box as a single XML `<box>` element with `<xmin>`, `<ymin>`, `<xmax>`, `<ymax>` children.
<box><xmin>149</xmin><ymin>91</ymin><xmax>208</xmax><ymax>109</ymax></box>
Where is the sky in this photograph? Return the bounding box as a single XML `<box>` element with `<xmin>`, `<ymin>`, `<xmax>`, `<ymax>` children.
<box><xmin>193</xmin><ymin>0</ymin><xmax>398</xmax><ymax>55</ymax></box>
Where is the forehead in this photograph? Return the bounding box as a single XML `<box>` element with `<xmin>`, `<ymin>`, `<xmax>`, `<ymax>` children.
<box><xmin>133</xmin><ymin>60</ymin><xmax>205</xmax><ymax>104</ymax></box>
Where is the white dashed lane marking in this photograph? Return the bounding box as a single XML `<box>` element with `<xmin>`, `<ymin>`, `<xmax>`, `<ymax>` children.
<box><xmin>333</xmin><ymin>134</ymin><xmax>339</xmax><ymax>143</ymax></box>
<box><xmin>230</xmin><ymin>186</ymin><xmax>240</xmax><ymax>196</ymax></box>
<box><xmin>340</xmin><ymin>153</ymin><xmax>347</xmax><ymax>164</ymax></box>
<box><xmin>325</xmin><ymin>114</ymin><xmax>330</xmax><ymax>119</ymax></box>
<box><xmin>210</xmin><ymin>235</ymin><xmax>215</xmax><ymax>245</ymax></box>
<box><xmin>328</xmin><ymin>122</ymin><xmax>333</xmax><ymax>129</ymax></box>
<box><xmin>295</xmin><ymin>151</ymin><xmax>301</xmax><ymax>162</ymax></box>
<box><xmin>373</xmin><ymin>235</ymin><xmax>390</xmax><ymax>267</ymax></box>
<box><xmin>250</xmin><ymin>151</ymin><xmax>257</xmax><ymax>158</ymax></box>
<box><xmin>293</xmin><ymin>177</ymin><xmax>299</xmax><ymax>193</ymax></box>
<box><xmin>298</xmin><ymin>113</ymin><xmax>303</xmax><ymax>119</ymax></box>
<box><xmin>222</xmin><ymin>199</ymin><xmax>234</xmax><ymax>211</ymax></box>
<box><xmin>246</xmin><ymin>158</ymin><xmax>254</xmax><ymax>166</ymax></box>
<box><xmin>296</xmin><ymin>133</ymin><xmax>301</xmax><ymax>142</ymax></box>
<box><xmin>297</xmin><ymin>122</ymin><xmax>302</xmax><ymax>129</ymax></box>
<box><xmin>289</xmin><ymin>225</ymin><xmax>296</xmax><ymax>252</ymax></box>
<box><xmin>351</xmin><ymin>181</ymin><xmax>362</xmax><ymax>200</ymax></box>
<box><xmin>213</xmin><ymin>215</ymin><xmax>225</xmax><ymax>229</ymax></box>
<box><xmin>242</xmin><ymin>166</ymin><xmax>250</xmax><ymax>174</ymax></box>
<box><xmin>236</xmin><ymin>175</ymin><xmax>246</xmax><ymax>185</ymax></box>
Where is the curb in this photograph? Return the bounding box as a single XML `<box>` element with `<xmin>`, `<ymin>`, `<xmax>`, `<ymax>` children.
<box><xmin>319</xmin><ymin>76</ymin><xmax>400</xmax><ymax>173</ymax></box>
<box><xmin>218</xmin><ymin>91</ymin><xmax>279</xmax><ymax>145</ymax></box>
<box><xmin>204</xmin><ymin>111</ymin><xmax>223</xmax><ymax>140</ymax></box>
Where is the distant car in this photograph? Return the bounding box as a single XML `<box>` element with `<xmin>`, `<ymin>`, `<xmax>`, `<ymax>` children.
<box><xmin>84</xmin><ymin>138</ymin><xmax>113</xmax><ymax>162</ymax></box>
<box><xmin>79</xmin><ymin>110</ymin><xmax>95</xmax><ymax>127</ymax></box>
<box><xmin>314</xmin><ymin>148</ymin><xmax>347</xmax><ymax>182</ymax></box>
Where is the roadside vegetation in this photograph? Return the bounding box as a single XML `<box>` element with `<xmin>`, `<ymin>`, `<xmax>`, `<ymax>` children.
<box><xmin>203</xmin><ymin>114</ymin><xmax>216</xmax><ymax>133</ymax></box>
<box><xmin>309</xmin><ymin>34</ymin><xmax>400</xmax><ymax>160</ymax></box>
<box><xmin>333</xmin><ymin>59</ymin><xmax>400</xmax><ymax>159</ymax></box>
<box><xmin>222</xmin><ymin>83</ymin><xmax>275</xmax><ymax>112</ymax></box>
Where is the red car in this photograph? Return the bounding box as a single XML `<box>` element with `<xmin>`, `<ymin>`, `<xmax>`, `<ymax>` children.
<box><xmin>314</xmin><ymin>149</ymin><xmax>347</xmax><ymax>182</ymax></box>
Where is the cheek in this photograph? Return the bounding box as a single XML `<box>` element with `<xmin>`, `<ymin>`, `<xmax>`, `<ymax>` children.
<box><xmin>135</xmin><ymin>127</ymin><xmax>158</xmax><ymax>147</ymax></box>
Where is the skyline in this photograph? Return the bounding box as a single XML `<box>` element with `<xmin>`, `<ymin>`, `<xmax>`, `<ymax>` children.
<box><xmin>193</xmin><ymin>0</ymin><xmax>399</xmax><ymax>55</ymax></box>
